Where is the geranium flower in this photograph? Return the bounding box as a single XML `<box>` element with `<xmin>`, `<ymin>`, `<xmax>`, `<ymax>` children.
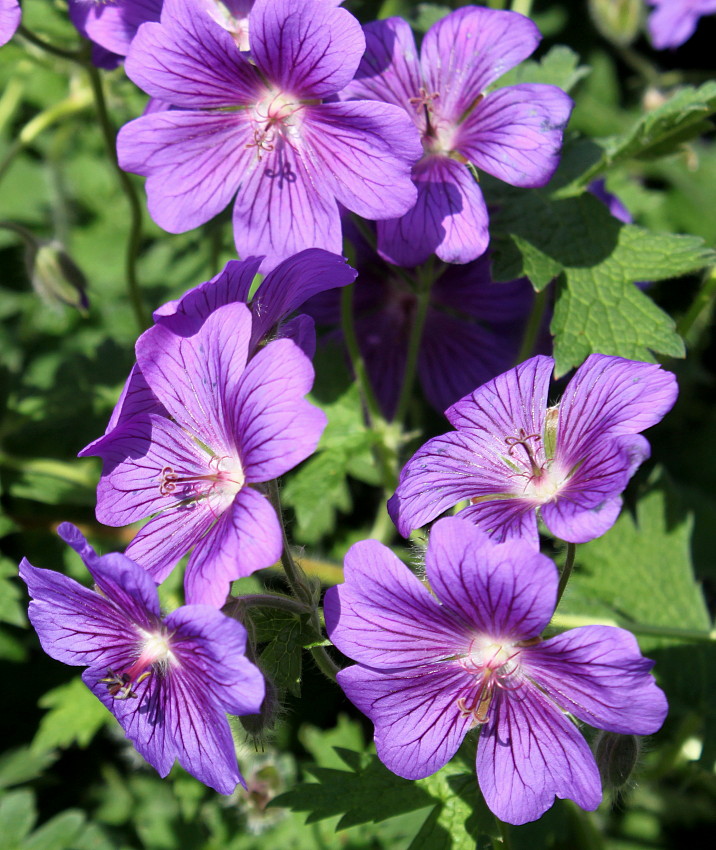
<box><xmin>305</xmin><ymin>247</ymin><xmax>534</xmax><ymax>420</ymax></box>
<box><xmin>0</xmin><ymin>0</ymin><xmax>20</xmax><ymax>47</ymax></box>
<box><xmin>325</xmin><ymin>517</ymin><xmax>668</xmax><ymax>825</ymax></box>
<box><xmin>83</xmin><ymin>301</ymin><xmax>326</xmax><ymax>607</ymax></box>
<box><xmin>647</xmin><ymin>0</ymin><xmax>716</xmax><ymax>49</ymax></box>
<box><xmin>20</xmin><ymin>524</ymin><xmax>265</xmax><ymax>793</ymax></box>
<box><xmin>118</xmin><ymin>0</ymin><xmax>421</xmax><ymax>271</ymax></box>
<box><xmin>389</xmin><ymin>354</ymin><xmax>678</xmax><ymax>545</ymax></box>
<box><xmin>340</xmin><ymin>7</ymin><xmax>573</xmax><ymax>266</ymax></box>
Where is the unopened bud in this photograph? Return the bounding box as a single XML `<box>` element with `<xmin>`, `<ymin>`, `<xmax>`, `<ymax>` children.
<box><xmin>588</xmin><ymin>0</ymin><xmax>643</xmax><ymax>46</ymax></box>
<box><xmin>593</xmin><ymin>731</ymin><xmax>642</xmax><ymax>791</ymax></box>
<box><xmin>27</xmin><ymin>240</ymin><xmax>89</xmax><ymax>315</ymax></box>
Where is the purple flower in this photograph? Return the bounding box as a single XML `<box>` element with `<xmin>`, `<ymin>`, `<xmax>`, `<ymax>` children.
<box><xmin>340</xmin><ymin>8</ymin><xmax>573</xmax><ymax>267</ymax></box>
<box><xmin>68</xmin><ymin>0</ymin><xmax>162</xmax><ymax>60</ymax></box>
<box><xmin>325</xmin><ymin>517</ymin><xmax>668</xmax><ymax>825</ymax></box>
<box><xmin>82</xmin><ymin>300</ymin><xmax>326</xmax><ymax>608</ymax></box>
<box><xmin>0</xmin><ymin>0</ymin><xmax>21</xmax><ymax>47</ymax></box>
<box><xmin>647</xmin><ymin>0</ymin><xmax>716</xmax><ymax>49</ymax></box>
<box><xmin>20</xmin><ymin>523</ymin><xmax>265</xmax><ymax>793</ymax></box>
<box><xmin>305</xmin><ymin>247</ymin><xmax>534</xmax><ymax>420</ymax></box>
<box><xmin>117</xmin><ymin>0</ymin><xmax>421</xmax><ymax>271</ymax></box>
<box><xmin>389</xmin><ymin>354</ymin><xmax>678</xmax><ymax>546</ymax></box>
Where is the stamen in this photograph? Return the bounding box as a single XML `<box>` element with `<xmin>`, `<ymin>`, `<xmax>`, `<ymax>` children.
<box><xmin>504</xmin><ymin>428</ymin><xmax>544</xmax><ymax>478</ymax></box>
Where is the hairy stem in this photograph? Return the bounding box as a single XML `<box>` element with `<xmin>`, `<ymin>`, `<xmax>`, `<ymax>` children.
<box><xmin>677</xmin><ymin>265</ymin><xmax>716</xmax><ymax>341</ymax></box>
<box><xmin>515</xmin><ymin>284</ymin><xmax>549</xmax><ymax>365</ymax></box>
<box><xmin>233</xmin><ymin>593</ymin><xmax>312</xmax><ymax>616</ymax></box>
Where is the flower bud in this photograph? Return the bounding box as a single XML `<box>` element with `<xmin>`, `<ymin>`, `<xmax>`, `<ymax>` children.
<box><xmin>27</xmin><ymin>239</ymin><xmax>89</xmax><ymax>315</ymax></box>
<box><xmin>588</xmin><ymin>0</ymin><xmax>643</xmax><ymax>46</ymax></box>
<box><xmin>239</xmin><ymin>675</ymin><xmax>280</xmax><ymax>742</ymax></box>
<box><xmin>593</xmin><ymin>731</ymin><xmax>642</xmax><ymax>791</ymax></box>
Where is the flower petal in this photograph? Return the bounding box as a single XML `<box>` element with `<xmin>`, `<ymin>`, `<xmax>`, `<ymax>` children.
<box><xmin>337</xmin><ymin>663</ymin><xmax>475</xmax><ymax>779</ymax></box>
<box><xmin>325</xmin><ymin>539</ymin><xmax>467</xmax><ymax>668</ymax></box>
<box><xmin>342</xmin><ymin>17</ymin><xmax>422</xmax><ymax>109</ymax></box>
<box><xmin>80</xmin><ymin>0</ymin><xmax>162</xmax><ymax>58</ymax></box>
<box><xmin>233</xmin><ymin>338</ymin><xmax>325</xmax><ymax>482</ymax></box>
<box><xmin>250</xmin><ymin>0</ymin><xmax>364</xmax><ymax>98</ymax></box>
<box><xmin>525</xmin><ymin>626</ymin><xmax>668</xmax><ymax>735</ymax></box>
<box><xmin>118</xmin><ymin>110</ymin><xmax>255</xmax><ymax>234</ymax></box>
<box><xmin>556</xmin><ymin>354</ymin><xmax>678</xmax><ymax>462</ymax></box>
<box><xmin>426</xmin><ymin>517</ymin><xmax>557</xmax><ymax>638</ymax></box>
<box><xmin>135</xmin><ymin>302</ymin><xmax>252</xmax><ymax>449</ymax></box>
<box><xmin>421</xmin><ymin>7</ymin><xmax>542</xmax><ymax>122</ymax></box>
<box><xmin>301</xmin><ymin>101</ymin><xmax>421</xmax><ymax>220</ymax></box>
<box><xmin>183</xmin><ymin>486</ymin><xmax>282</xmax><ymax>608</ymax></box>
<box><xmin>477</xmin><ymin>685</ymin><xmax>601</xmax><ymax>825</ymax></box>
<box><xmin>125</xmin><ymin>0</ymin><xmax>260</xmax><ymax>107</ymax></box>
<box><xmin>458</xmin><ymin>84</ymin><xmax>573</xmax><ymax>188</ymax></box>
<box><xmin>20</xmin><ymin>560</ymin><xmax>139</xmax><ymax>670</ymax></box>
<box><xmin>377</xmin><ymin>155</ymin><xmax>489</xmax><ymax>267</ymax></box>
<box><xmin>232</xmin><ymin>138</ymin><xmax>342</xmax><ymax>272</ymax></box>
<box><xmin>456</xmin><ymin>498</ymin><xmax>540</xmax><ymax>546</ymax></box>
<box><xmin>0</xmin><ymin>0</ymin><xmax>20</xmax><ymax>47</ymax></box>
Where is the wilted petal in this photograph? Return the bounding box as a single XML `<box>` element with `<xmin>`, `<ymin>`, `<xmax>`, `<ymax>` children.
<box><xmin>251</xmin><ymin>0</ymin><xmax>364</xmax><ymax>98</ymax></box>
<box><xmin>233</xmin><ymin>338</ymin><xmax>326</xmax><ymax>482</ymax></box>
<box><xmin>377</xmin><ymin>155</ymin><xmax>489</xmax><ymax>267</ymax></box>
<box><xmin>125</xmin><ymin>0</ymin><xmax>260</xmax><ymax>107</ymax></box>
<box><xmin>302</xmin><ymin>101</ymin><xmax>421</xmax><ymax>220</ymax></box>
<box><xmin>525</xmin><ymin>626</ymin><xmax>668</xmax><ymax>735</ymax></box>
<box><xmin>338</xmin><ymin>663</ymin><xmax>475</xmax><ymax>779</ymax></box>
<box><xmin>118</xmin><ymin>110</ymin><xmax>256</xmax><ymax>234</ymax></box>
<box><xmin>325</xmin><ymin>539</ymin><xmax>467</xmax><ymax>668</ymax></box>
<box><xmin>421</xmin><ymin>7</ymin><xmax>542</xmax><ymax>122</ymax></box>
<box><xmin>477</xmin><ymin>684</ymin><xmax>602</xmax><ymax>825</ymax></box>
<box><xmin>458</xmin><ymin>84</ymin><xmax>573</xmax><ymax>188</ymax></box>
<box><xmin>184</xmin><ymin>486</ymin><xmax>282</xmax><ymax>607</ymax></box>
<box><xmin>426</xmin><ymin>517</ymin><xmax>557</xmax><ymax>637</ymax></box>
<box><xmin>342</xmin><ymin>17</ymin><xmax>422</xmax><ymax>110</ymax></box>
<box><xmin>232</xmin><ymin>139</ymin><xmax>342</xmax><ymax>272</ymax></box>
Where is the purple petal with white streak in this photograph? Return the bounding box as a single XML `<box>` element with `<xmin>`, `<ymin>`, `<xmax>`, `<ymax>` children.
<box><xmin>337</xmin><ymin>663</ymin><xmax>475</xmax><ymax>780</ymax></box>
<box><xmin>421</xmin><ymin>7</ymin><xmax>542</xmax><ymax>122</ymax></box>
<box><xmin>426</xmin><ymin>517</ymin><xmax>557</xmax><ymax>637</ymax></box>
<box><xmin>477</xmin><ymin>684</ymin><xmax>602</xmax><ymax>825</ymax></box>
<box><xmin>233</xmin><ymin>338</ymin><xmax>325</xmax><ymax>481</ymax></box>
<box><xmin>250</xmin><ymin>0</ymin><xmax>364</xmax><ymax>98</ymax></box>
<box><xmin>458</xmin><ymin>84</ymin><xmax>573</xmax><ymax>188</ymax></box>
<box><xmin>118</xmin><ymin>110</ymin><xmax>256</xmax><ymax>234</ymax></box>
<box><xmin>377</xmin><ymin>155</ymin><xmax>489</xmax><ymax>267</ymax></box>
<box><xmin>301</xmin><ymin>101</ymin><xmax>421</xmax><ymax>220</ymax></box>
<box><xmin>524</xmin><ymin>626</ymin><xmax>668</xmax><ymax>735</ymax></box>
<box><xmin>325</xmin><ymin>539</ymin><xmax>468</xmax><ymax>668</ymax></box>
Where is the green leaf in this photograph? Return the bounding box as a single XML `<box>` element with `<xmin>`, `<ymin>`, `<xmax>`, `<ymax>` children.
<box><xmin>409</xmin><ymin>770</ymin><xmax>483</xmax><ymax>850</ymax></box>
<box><xmin>561</xmin><ymin>480</ymin><xmax>710</xmax><ymax>637</ymax></box>
<box><xmin>21</xmin><ymin>811</ymin><xmax>85</xmax><ymax>850</ymax></box>
<box><xmin>283</xmin><ymin>385</ymin><xmax>379</xmax><ymax>542</ymax></box>
<box><xmin>0</xmin><ymin>558</ymin><xmax>27</xmax><ymax>628</ymax></box>
<box><xmin>0</xmin><ymin>748</ymin><xmax>57</xmax><ymax>790</ymax></box>
<box><xmin>249</xmin><ymin>609</ymin><xmax>321</xmax><ymax>697</ymax></box>
<box><xmin>31</xmin><ymin>677</ymin><xmax>112</xmax><ymax>753</ymax></box>
<box><xmin>578</xmin><ymin>81</ymin><xmax>716</xmax><ymax>184</ymax></box>
<box><xmin>496</xmin><ymin>45</ymin><xmax>590</xmax><ymax>93</ymax></box>
<box><xmin>0</xmin><ymin>790</ymin><xmax>36</xmax><ymax>848</ymax></box>
<box><xmin>491</xmin><ymin>192</ymin><xmax>714</xmax><ymax>374</ymax></box>
<box><xmin>410</xmin><ymin>4</ymin><xmax>451</xmax><ymax>33</ymax></box>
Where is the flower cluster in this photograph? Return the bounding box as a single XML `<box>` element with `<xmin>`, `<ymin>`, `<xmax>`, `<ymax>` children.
<box><xmin>11</xmin><ymin>0</ymin><xmax>682</xmax><ymax>835</ymax></box>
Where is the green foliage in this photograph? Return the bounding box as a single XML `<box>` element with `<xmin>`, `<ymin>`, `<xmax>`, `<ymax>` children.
<box><xmin>496</xmin><ymin>45</ymin><xmax>590</xmax><ymax>93</ymax></box>
<box><xmin>0</xmin><ymin>557</ymin><xmax>27</xmax><ymax>628</ymax></box>
<box><xmin>0</xmin><ymin>789</ymin><xmax>91</xmax><ymax>850</ymax></box>
<box><xmin>283</xmin><ymin>385</ymin><xmax>380</xmax><ymax>542</ymax></box>
<box><xmin>31</xmin><ymin>677</ymin><xmax>112</xmax><ymax>753</ymax></box>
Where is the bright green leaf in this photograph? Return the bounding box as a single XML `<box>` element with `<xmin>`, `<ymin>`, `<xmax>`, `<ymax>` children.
<box><xmin>0</xmin><ymin>790</ymin><xmax>36</xmax><ymax>848</ymax></box>
<box><xmin>32</xmin><ymin>677</ymin><xmax>111</xmax><ymax>753</ymax></box>
<box><xmin>21</xmin><ymin>810</ymin><xmax>85</xmax><ymax>850</ymax></box>
<box><xmin>496</xmin><ymin>45</ymin><xmax>590</xmax><ymax>93</ymax></box>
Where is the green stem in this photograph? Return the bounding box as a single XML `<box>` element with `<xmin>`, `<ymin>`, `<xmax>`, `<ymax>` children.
<box><xmin>515</xmin><ymin>284</ymin><xmax>549</xmax><ymax>365</ymax></box>
<box><xmin>677</xmin><ymin>265</ymin><xmax>716</xmax><ymax>340</ymax></box>
<box><xmin>511</xmin><ymin>0</ymin><xmax>533</xmax><ymax>17</ymax></box>
<box><xmin>392</xmin><ymin>259</ymin><xmax>435</xmax><ymax>426</ymax></box>
<box><xmin>555</xmin><ymin>542</ymin><xmax>575</xmax><ymax>606</ymax></box>
<box><xmin>0</xmin><ymin>90</ymin><xmax>93</xmax><ymax>185</ymax></box>
<box><xmin>85</xmin><ymin>64</ymin><xmax>149</xmax><ymax>332</ymax></box>
<box><xmin>267</xmin><ymin>480</ymin><xmax>313</xmax><ymax>606</ymax></box>
<box><xmin>309</xmin><ymin>645</ymin><xmax>340</xmax><ymax>682</ymax></box>
<box><xmin>234</xmin><ymin>593</ymin><xmax>312</xmax><ymax>616</ymax></box>
<box><xmin>495</xmin><ymin>817</ymin><xmax>513</xmax><ymax>850</ymax></box>
<box><xmin>551</xmin><ymin>612</ymin><xmax>716</xmax><ymax>643</ymax></box>
<box><xmin>340</xmin><ymin>282</ymin><xmax>383</xmax><ymax>424</ymax></box>
<box><xmin>18</xmin><ymin>25</ymin><xmax>84</xmax><ymax>62</ymax></box>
